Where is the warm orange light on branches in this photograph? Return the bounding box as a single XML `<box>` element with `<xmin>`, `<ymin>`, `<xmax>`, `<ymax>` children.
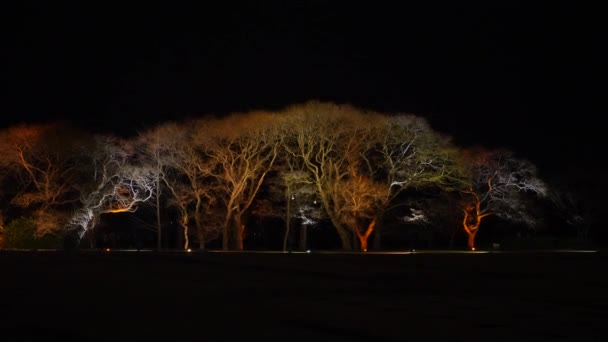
<box><xmin>459</xmin><ymin>148</ymin><xmax>546</xmax><ymax>250</ymax></box>
<box><xmin>462</xmin><ymin>188</ymin><xmax>494</xmax><ymax>250</ymax></box>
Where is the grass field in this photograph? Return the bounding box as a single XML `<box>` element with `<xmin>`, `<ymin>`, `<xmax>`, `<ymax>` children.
<box><xmin>1</xmin><ymin>250</ymin><xmax>606</xmax><ymax>341</ymax></box>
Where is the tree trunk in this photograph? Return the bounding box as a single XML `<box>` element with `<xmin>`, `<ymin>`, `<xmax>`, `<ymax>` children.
<box><xmin>194</xmin><ymin>200</ymin><xmax>205</xmax><ymax>251</ymax></box>
<box><xmin>467</xmin><ymin>231</ymin><xmax>477</xmax><ymax>250</ymax></box>
<box><xmin>336</xmin><ymin>226</ymin><xmax>352</xmax><ymax>251</ymax></box>
<box><xmin>178</xmin><ymin>223</ymin><xmax>187</xmax><ymax>250</ymax></box>
<box><xmin>282</xmin><ymin>195</ymin><xmax>292</xmax><ymax>252</ymax></box>
<box><xmin>156</xmin><ymin>180</ymin><xmax>162</xmax><ymax>250</ymax></box>
<box><xmin>358</xmin><ymin>234</ymin><xmax>368</xmax><ymax>252</ymax></box>
<box><xmin>282</xmin><ymin>219</ymin><xmax>291</xmax><ymax>252</ymax></box>
<box><xmin>232</xmin><ymin>217</ymin><xmax>244</xmax><ymax>251</ymax></box>
<box><xmin>298</xmin><ymin>223</ymin><xmax>307</xmax><ymax>251</ymax></box>
<box><xmin>449</xmin><ymin>228</ymin><xmax>457</xmax><ymax>249</ymax></box>
<box><xmin>222</xmin><ymin>214</ymin><xmax>231</xmax><ymax>251</ymax></box>
<box><xmin>196</xmin><ymin>226</ymin><xmax>206</xmax><ymax>251</ymax></box>
<box><xmin>356</xmin><ymin>220</ymin><xmax>376</xmax><ymax>252</ymax></box>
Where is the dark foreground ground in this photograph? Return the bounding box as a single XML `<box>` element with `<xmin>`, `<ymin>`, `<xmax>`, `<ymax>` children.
<box><xmin>1</xmin><ymin>250</ymin><xmax>606</xmax><ymax>341</ymax></box>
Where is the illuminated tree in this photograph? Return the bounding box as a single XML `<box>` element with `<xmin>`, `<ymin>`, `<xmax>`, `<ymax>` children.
<box><xmin>0</xmin><ymin>124</ymin><xmax>88</xmax><ymax>236</ymax></box>
<box><xmin>164</xmin><ymin>178</ymin><xmax>192</xmax><ymax>250</ymax></box>
<box><xmin>197</xmin><ymin>112</ymin><xmax>281</xmax><ymax>250</ymax></box>
<box><xmin>282</xmin><ymin>102</ymin><xmax>383</xmax><ymax>250</ymax></box>
<box><xmin>362</xmin><ymin>115</ymin><xmax>466</xmax><ymax>250</ymax></box>
<box><xmin>336</xmin><ymin>165</ymin><xmax>385</xmax><ymax>251</ymax></box>
<box><xmin>149</xmin><ymin>122</ymin><xmax>220</xmax><ymax>250</ymax></box>
<box><xmin>252</xmin><ymin>169</ymin><xmax>322</xmax><ymax>251</ymax></box>
<box><xmin>282</xmin><ymin>102</ymin><xmax>465</xmax><ymax>251</ymax></box>
<box><xmin>460</xmin><ymin>148</ymin><xmax>547</xmax><ymax>250</ymax></box>
<box><xmin>67</xmin><ymin>136</ymin><xmax>155</xmax><ymax>245</ymax></box>
<box><xmin>137</xmin><ymin>125</ymin><xmax>175</xmax><ymax>250</ymax></box>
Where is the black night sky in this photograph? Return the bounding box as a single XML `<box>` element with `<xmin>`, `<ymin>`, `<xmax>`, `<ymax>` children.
<box><xmin>1</xmin><ymin>1</ymin><xmax>604</xmax><ymax>197</ymax></box>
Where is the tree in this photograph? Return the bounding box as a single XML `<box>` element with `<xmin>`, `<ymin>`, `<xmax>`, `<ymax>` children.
<box><xmin>150</xmin><ymin>121</ymin><xmax>220</xmax><ymax>250</ymax></box>
<box><xmin>0</xmin><ymin>123</ymin><xmax>88</xmax><ymax>236</ymax></box>
<box><xmin>67</xmin><ymin>135</ymin><xmax>155</xmax><ymax>246</ymax></box>
<box><xmin>336</xmin><ymin>165</ymin><xmax>385</xmax><ymax>251</ymax></box>
<box><xmin>460</xmin><ymin>148</ymin><xmax>547</xmax><ymax>250</ymax></box>
<box><xmin>137</xmin><ymin>125</ymin><xmax>175</xmax><ymax>250</ymax></box>
<box><xmin>362</xmin><ymin>115</ymin><xmax>466</xmax><ymax>250</ymax></box>
<box><xmin>252</xmin><ymin>169</ymin><xmax>321</xmax><ymax>251</ymax></box>
<box><xmin>197</xmin><ymin>112</ymin><xmax>281</xmax><ymax>250</ymax></box>
<box><xmin>282</xmin><ymin>101</ymin><xmax>382</xmax><ymax>250</ymax></box>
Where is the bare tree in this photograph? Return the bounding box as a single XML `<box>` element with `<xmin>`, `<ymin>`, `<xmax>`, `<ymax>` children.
<box><xmin>137</xmin><ymin>125</ymin><xmax>176</xmax><ymax>250</ymax></box>
<box><xmin>281</xmin><ymin>102</ymin><xmax>382</xmax><ymax>250</ymax></box>
<box><xmin>196</xmin><ymin>112</ymin><xmax>281</xmax><ymax>250</ymax></box>
<box><xmin>150</xmin><ymin>122</ymin><xmax>220</xmax><ymax>250</ymax></box>
<box><xmin>282</xmin><ymin>102</ymin><xmax>463</xmax><ymax>251</ymax></box>
<box><xmin>253</xmin><ymin>169</ymin><xmax>321</xmax><ymax>251</ymax></box>
<box><xmin>460</xmin><ymin>148</ymin><xmax>547</xmax><ymax>250</ymax></box>
<box><xmin>68</xmin><ymin>136</ymin><xmax>155</xmax><ymax>245</ymax></box>
<box><xmin>336</xmin><ymin>165</ymin><xmax>385</xmax><ymax>251</ymax></box>
<box><xmin>164</xmin><ymin>177</ymin><xmax>193</xmax><ymax>250</ymax></box>
<box><xmin>0</xmin><ymin>124</ymin><xmax>88</xmax><ymax>236</ymax></box>
<box><xmin>362</xmin><ymin>115</ymin><xmax>466</xmax><ymax>250</ymax></box>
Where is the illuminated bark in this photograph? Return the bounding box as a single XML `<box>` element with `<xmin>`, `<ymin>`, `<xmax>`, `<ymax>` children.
<box><xmin>283</xmin><ymin>194</ymin><xmax>292</xmax><ymax>252</ymax></box>
<box><xmin>356</xmin><ymin>219</ymin><xmax>376</xmax><ymax>252</ymax></box>
<box><xmin>252</xmin><ymin>168</ymin><xmax>321</xmax><ymax>252</ymax></box>
<box><xmin>0</xmin><ymin>124</ymin><xmax>89</xmax><ymax>236</ymax></box>
<box><xmin>282</xmin><ymin>102</ymin><xmax>376</xmax><ymax>250</ymax></box>
<box><xmin>361</xmin><ymin>115</ymin><xmax>466</xmax><ymax>250</ymax></box>
<box><xmin>462</xmin><ymin>201</ymin><xmax>492</xmax><ymax>250</ymax></box>
<box><xmin>199</xmin><ymin>113</ymin><xmax>281</xmax><ymax>251</ymax></box>
<box><xmin>67</xmin><ymin>136</ymin><xmax>156</xmax><ymax>244</ymax></box>
<box><xmin>460</xmin><ymin>148</ymin><xmax>547</xmax><ymax>250</ymax></box>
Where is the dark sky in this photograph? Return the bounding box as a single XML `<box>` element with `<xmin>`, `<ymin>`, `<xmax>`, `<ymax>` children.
<box><xmin>1</xmin><ymin>1</ymin><xmax>603</xmax><ymax>188</ymax></box>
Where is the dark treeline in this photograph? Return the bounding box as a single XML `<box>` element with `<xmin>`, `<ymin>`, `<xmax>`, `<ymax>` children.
<box><xmin>0</xmin><ymin>102</ymin><xmax>591</xmax><ymax>251</ymax></box>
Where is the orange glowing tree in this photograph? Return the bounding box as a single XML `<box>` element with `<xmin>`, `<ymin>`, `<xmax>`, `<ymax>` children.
<box><xmin>337</xmin><ymin>166</ymin><xmax>385</xmax><ymax>252</ymax></box>
<box><xmin>201</xmin><ymin>112</ymin><xmax>281</xmax><ymax>251</ymax></box>
<box><xmin>282</xmin><ymin>102</ymin><xmax>380</xmax><ymax>250</ymax></box>
<box><xmin>460</xmin><ymin>148</ymin><xmax>547</xmax><ymax>250</ymax></box>
<box><xmin>0</xmin><ymin>124</ymin><xmax>88</xmax><ymax>237</ymax></box>
<box><xmin>281</xmin><ymin>102</ymin><xmax>464</xmax><ymax>251</ymax></box>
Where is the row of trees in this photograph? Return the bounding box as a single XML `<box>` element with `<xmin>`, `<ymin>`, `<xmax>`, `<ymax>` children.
<box><xmin>0</xmin><ymin>101</ymin><xmax>558</xmax><ymax>251</ymax></box>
